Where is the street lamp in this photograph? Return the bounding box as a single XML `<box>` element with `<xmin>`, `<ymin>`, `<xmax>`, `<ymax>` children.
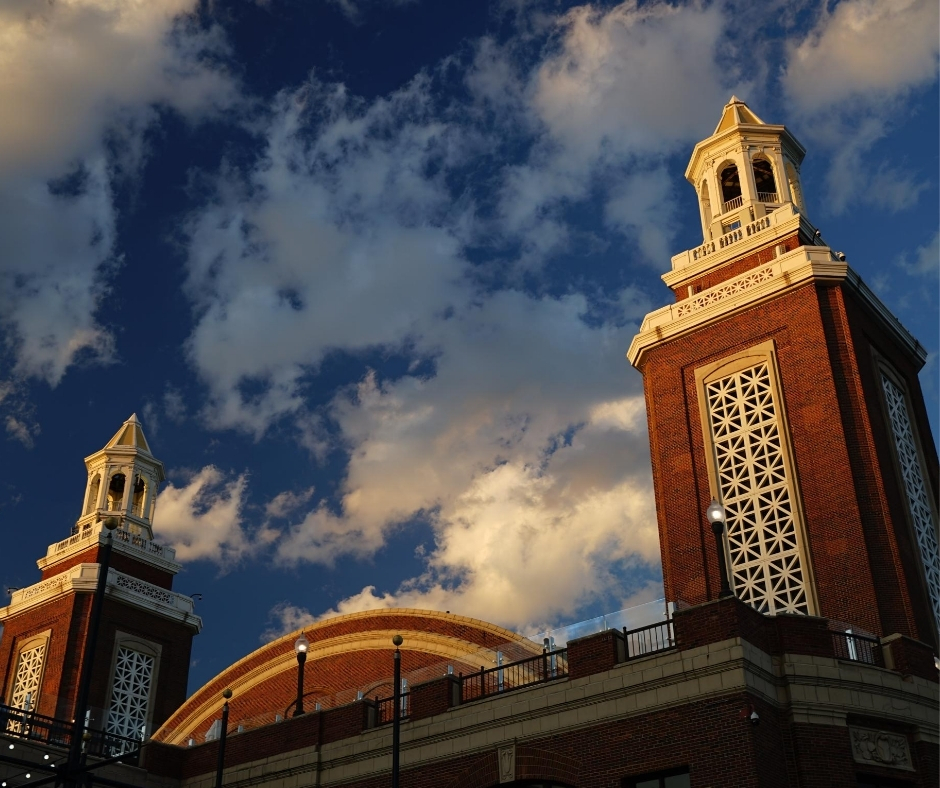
<box><xmin>391</xmin><ymin>634</ymin><xmax>403</xmax><ymax>788</ymax></box>
<box><xmin>294</xmin><ymin>633</ymin><xmax>310</xmax><ymax>716</ymax></box>
<box><xmin>706</xmin><ymin>499</ymin><xmax>734</xmax><ymax>598</ymax></box>
<box><xmin>214</xmin><ymin>688</ymin><xmax>232</xmax><ymax>788</ymax></box>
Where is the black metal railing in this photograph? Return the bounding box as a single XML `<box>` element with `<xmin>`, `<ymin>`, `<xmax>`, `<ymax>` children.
<box><xmin>373</xmin><ymin>692</ymin><xmax>411</xmax><ymax>726</ymax></box>
<box><xmin>460</xmin><ymin>649</ymin><xmax>569</xmax><ymax>703</ymax></box>
<box><xmin>616</xmin><ymin>621</ymin><xmax>675</xmax><ymax>662</ymax></box>
<box><xmin>832</xmin><ymin>631</ymin><xmax>883</xmax><ymax>667</ymax></box>
<box><xmin>0</xmin><ymin>703</ymin><xmax>143</xmax><ymax>765</ymax></box>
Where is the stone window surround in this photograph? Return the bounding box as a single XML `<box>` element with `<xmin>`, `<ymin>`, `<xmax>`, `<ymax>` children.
<box><xmin>694</xmin><ymin>338</ymin><xmax>819</xmax><ymax>615</ymax></box>
<box><xmin>5</xmin><ymin>629</ymin><xmax>51</xmax><ymax>711</ymax></box>
<box><xmin>872</xmin><ymin>351</ymin><xmax>940</xmax><ymax>632</ymax></box>
<box><xmin>103</xmin><ymin>631</ymin><xmax>162</xmax><ymax>739</ymax></box>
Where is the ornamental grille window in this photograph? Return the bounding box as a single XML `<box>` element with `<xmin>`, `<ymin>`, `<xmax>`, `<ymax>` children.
<box><xmin>705</xmin><ymin>361</ymin><xmax>810</xmax><ymax>614</ymax></box>
<box><xmin>9</xmin><ymin>643</ymin><xmax>45</xmax><ymax>711</ymax></box>
<box><xmin>881</xmin><ymin>375</ymin><xmax>940</xmax><ymax>626</ymax></box>
<box><xmin>106</xmin><ymin>647</ymin><xmax>154</xmax><ymax>742</ymax></box>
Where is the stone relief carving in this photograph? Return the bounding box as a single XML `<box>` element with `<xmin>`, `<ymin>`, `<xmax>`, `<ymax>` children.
<box><xmin>849</xmin><ymin>727</ymin><xmax>912</xmax><ymax>771</ymax></box>
<box><xmin>497</xmin><ymin>743</ymin><xmax>515</xmax><ymax>783</ymax></box>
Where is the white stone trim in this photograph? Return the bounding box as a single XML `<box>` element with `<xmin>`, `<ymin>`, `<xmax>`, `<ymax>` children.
<box><xmin>628</xmin><ymin>248</ymin><xmax>926</xmax><ymax>367</ymax></box>
<box><xmin>37</xmin><ymin>522</ymin><xmax>181</xmax><ymax>576</ymax></box>
<box><xmin>0</xmin><ymin>564</ymin><xmax>201</xmax><ymax>632</ymax></box>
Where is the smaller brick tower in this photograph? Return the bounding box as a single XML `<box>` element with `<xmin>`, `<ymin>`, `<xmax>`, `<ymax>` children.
<box><xmin>628</xmin><ymin>98</ymin><xmax>939</xmax><ymax>650</ymax></box>
<box><xmin>0</xmin><ymin>415</ymin><xmax>201</xmax><ymax>739</ymax></box>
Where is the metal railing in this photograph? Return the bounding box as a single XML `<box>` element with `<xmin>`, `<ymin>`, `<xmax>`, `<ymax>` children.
<box><xmin>617</xmin><ymin>620</ymin><xmax>675</xmax><ymax>661</ymax></box>
<box><xmin>460</xmin><ymin>649</ymin><xmax>568</xmax><ymax>703</ymax></box>
<box><xmin>757</xmin><ymin>191</ymin><xmax>778</xmax><ymax>203</ymax></box>
<box><xmin>722</xmin><ymin>195</ymin><xmax>743</xmax><ymax>213</ymax></box>
<box><xmin>832</xmin><ymin>631</ymin><xmax>883</xmax><ymax>667</ymax></box>
<box><xmin>373</xmin><ymin>692</ymin><xmax>410</xmax><ymax>726</ymax></box>
<box><xmin>0</xmin><ymin>703</ymin><xmax>143</xmax><ymax>764</ymax></box>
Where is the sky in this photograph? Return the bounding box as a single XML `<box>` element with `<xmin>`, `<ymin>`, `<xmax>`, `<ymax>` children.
<box><xmin>0</xmin><ymin>0</ymin><xmax>937</xmax><ymax>696</ymax></box>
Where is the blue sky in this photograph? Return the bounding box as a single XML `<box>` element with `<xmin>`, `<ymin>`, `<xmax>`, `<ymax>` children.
<box><xmin>1</xmin><ymin>0</ymin><xmax>937</xmax><ymax>694</ymax></box>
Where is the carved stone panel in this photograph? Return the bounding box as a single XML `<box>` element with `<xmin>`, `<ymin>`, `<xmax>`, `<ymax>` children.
<box><xmin>497</xmin><ymin>743</ymin><xmax>516</xmax><ymax>783</ymax></box>
<box><xmin>849</xmin><ymin>726</ymin><xmax>913</xmax><ymax>771</ymax></box>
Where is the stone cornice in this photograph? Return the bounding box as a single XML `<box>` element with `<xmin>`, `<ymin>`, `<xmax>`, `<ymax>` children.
<box><xmin>37</xmin><ymin>522</ymin><xmax>181</xmax><ymax>576</ymax></box>
<box><xmin>664</xmin><ymin>203</ymin><xmax>814</xmax><ymax>284</ymax></box>
<box><xmin>628</xmin><ymin>247</ymin><xmax>927</xmax><ymax>368</ymax></box>
<box><xmin>0</xmin><ymin>564</ymin><xmax>201</xmax><ymax>633</ymax></box>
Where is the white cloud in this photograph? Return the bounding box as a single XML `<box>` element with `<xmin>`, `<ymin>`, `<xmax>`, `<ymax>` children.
<box><xmin>783</xmin><ymin>0</ymin><xmax>939</xmax><ymax>214</ymax></box>
<box><xmin>898</xmin><ymin>232</ymin><xmax>939</xmax><ymax>278</ymax></box>
<box><xmin>0</xmin><ymin>0</ymin><xmax>238</xmax><ymax>387</ymax></box>
<box><xmin>783</xmin><ymin>0</ymin><xmax>939</xmax><ymax>113</ymax></box>
<box><xmin>262</xmin><ymin>601</ymin><xmax>317</xmax><ymax>641</ymax></box>
<box><xmin>153</xmin><ymin>466</ymin><xmax>251</xmax><ymax>565</ymax></box>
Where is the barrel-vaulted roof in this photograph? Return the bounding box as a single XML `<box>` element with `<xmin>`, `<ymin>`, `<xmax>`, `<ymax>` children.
<box><xmin>152</xmin><ymin>608</ymin><xmax>541</xmax><ymax>745</ymax></box>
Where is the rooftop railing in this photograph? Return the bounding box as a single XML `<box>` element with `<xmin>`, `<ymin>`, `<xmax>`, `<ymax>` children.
<box><xmin>832</xmin><ymin>630</ymin><xmax>883</xmax><ymax>668</ymax></box>
<box><xmin>459</xmin><ymin>648</ymin><xmax>569</xmax><ymax>704</ymax></box>
<box><xmin>0</xmin><ymin>702</ymin><xmax>143</xmax><ymax>764</ymax></box>
<box><xmin>615</xmin><ymin>620</ymin><xmax>675</xmax><ymax>662</ymax></box>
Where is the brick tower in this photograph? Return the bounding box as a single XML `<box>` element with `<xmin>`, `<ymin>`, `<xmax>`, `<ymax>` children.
<box><xmin>0</xmin><ymin>415</ymin><xmax>202</xmax><ymax>739</ymax></box>
<box><xmin>628</xmin><ymin>98</ymin><xmax>939</xmax><ymax>650</ymax></box>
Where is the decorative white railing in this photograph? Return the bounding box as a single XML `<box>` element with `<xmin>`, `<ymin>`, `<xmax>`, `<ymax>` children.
<box><xmin>48</xmin><ymin>525</ymin><xmax>176</xmax><ymax>563</ymax></box>
<box><xmin>676</xmin><ymin>264</ymin><xmax>777</xmax><ymax>318</ymax></box>
<box><xmin>757</xmin><ymin>191</ymin><xmax>778</xmax><ymax>203</ymax></box>
<box><xmin>722</xmin><ymin>195</ymin><xmax>743</xmax><ymax>213</ymax></box>
<box><xmin>691</xmin><ymin>214</ymin><xmax>773</xmax><ymax>262</ymax></box>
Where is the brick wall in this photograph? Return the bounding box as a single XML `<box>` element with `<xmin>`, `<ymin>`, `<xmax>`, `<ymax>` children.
<box><xmin>567</xmin><ymin>630</ymin><xmax>618</xmax><ymax>679</ymax></box>
<box><xmin>638</xmin><ymin>279</ymin><xmax>936</xmax><ymax>643</ymax></box>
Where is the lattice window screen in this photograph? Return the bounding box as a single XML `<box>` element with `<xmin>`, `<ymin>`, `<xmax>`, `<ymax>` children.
<box><xmin>10</xmin><ymin>643</ymin><xmax>45</xmax><ymax>711</ymax></box>
<box><xmin>881</xmin><ymin>375</ymin><xmax>940</xmax><ymax>626</ymax></box>
<box><xmin>705</xmin><ymin>362</ymin><xmax>810</xmax><ymax>614</ymax></box>
<box><xmin>106</xmin><ymin>647</ymin><xmax>154</xmax><ymax>742</ymax></box>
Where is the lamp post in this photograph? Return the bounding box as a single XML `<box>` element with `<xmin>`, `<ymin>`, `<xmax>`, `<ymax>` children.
<box><xmin>214</xmin><ymin>688</ymin><xmax>232</xmax><ymax>788</ymax></box>
<box><xmin>391</xmin><ymin>634</ymin><xmax>403</xmax><ymax>788</ymax></box>
<box><xmin>294</xmin><ymin>633</ymin><xmax>310</xmax><ymax>716</ymax></box>
<box><xmin>66</xmin><ymin>516</ymin><xmax>119</xmax><ymax>779</ymax></box>
<box><xmin>706</xmin><ymin>499</ymin><xmax>733</xmax><ymax>598</ymax></box>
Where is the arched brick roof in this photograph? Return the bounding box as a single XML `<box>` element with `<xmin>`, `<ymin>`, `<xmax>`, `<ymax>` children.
<box><xmin>153</xmin><ymin>608</ymin><xmax>541</xmax><ymax>745</ymax></box>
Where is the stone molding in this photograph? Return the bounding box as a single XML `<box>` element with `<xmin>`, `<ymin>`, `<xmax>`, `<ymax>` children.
<box><xmin>628</xmin><ymin>249</ymin><xmax>926</xmax><ymax>367</ymax></box>
<box><xmin>37</xmin><ymin>522</ymin><xmax>182</xmax><ymax>576</ymax></box>
<box><xmin>849</xmin><ymin>726</ymin><xmax>914</xmax><ymax>771</ymax></box>
<box><xmin>497</xmin><ymin>743</ymin><xmax>515</xmax><ymax>783</ymax></box>
<box><xmin>0</xmin><ymin>564</ymin><xmax>201</xmax><ymax>633</ymax></box>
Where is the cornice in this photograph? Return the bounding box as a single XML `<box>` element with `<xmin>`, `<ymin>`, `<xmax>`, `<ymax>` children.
<box><xmin>628</xmin><ymin>247</ymin><xmax>927</xmax><ymax>368</ymax></box>
<box><xmin>37</xmin><ymin>522</ymin><xmax>181</xmax><ymax>576</ymax></box>
<box><xmin>664</xmin><ymin>204</ymin><xmax>816</xmax><ymax>286</ymax></box>
<box><xmin>0</xmin><ymin>564</ymin><xmax>201</xmax><ymax>633</ymax></box>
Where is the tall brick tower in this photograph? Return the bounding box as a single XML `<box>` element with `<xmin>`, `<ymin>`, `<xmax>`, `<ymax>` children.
<box><xmin>628</xmin><ymin>98</ymin><xmax>939</xmax><ymax>650</ymax></box>
<box><xmin>0</xmin><ymin>415</ymin><xmax>202</xmax><ymax>739</ymax></box>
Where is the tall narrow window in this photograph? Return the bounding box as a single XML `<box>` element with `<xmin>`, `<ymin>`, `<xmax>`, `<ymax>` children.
<box><xmin>9</xmin><ymin>642</ymin><xmax>45</xmax><ymax>711</ymax></box>
<box><xmin>752</xmin><ymin>157</ymin><xmax>777</xmax><ymax>203</ymax></box>
<box><xmin>703</xmin><ymin>360</ymin><xmax>811</xmax><ymax>614</ymax></box>
<box><xmin>107</xmin><ymin>472</ymin><xmax>125</xmax><ymax>512</ymax></box>
<box><xmin>881</xmin><ymin>375</ymin><xmax>940</xmax><ymax>626</ymax></box>
<box><xmin>131</xmin><ymin>474</ymin><xmax>147</xmax><ymax>517</ymax></box>
<box><xmin>719</xmin><ymin>163</ymin><xmax>742</xmax><ymax>212</ymax></box>
<box><xmin>106</xmin><ymin>647</ymin><xmax>154</xmax><ymax>743</ymax></box>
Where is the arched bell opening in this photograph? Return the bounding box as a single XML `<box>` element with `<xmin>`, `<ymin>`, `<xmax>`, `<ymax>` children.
<box><xmin>752</xmin><ymin>156</ymin><xmax>778</xmax><ymax>203</ymax></box>
<box><xmin>107</xmin><ymin>472</ymin><xmax>126</xmax><ymax>512</ymax></box>
<box><xmin>84</xmin><ymin>474</ymin><xmax>101</xmax><ymax>516</ymax></box>
<box><xmin>132</xmin><ymin>473</ymin><xmax>147</xmax><ymax>518</ymax></box>
<box><xmin>718</xmin><ymin>163</ymin><xmax>742</xmax><ymax>212</ymax></box>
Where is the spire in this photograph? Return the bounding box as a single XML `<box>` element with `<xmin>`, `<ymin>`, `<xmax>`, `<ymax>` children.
<box><xmin>105</xmin><ymin>413</ymin><xmax>152</xmax><ymax>454</ymax></box>
<box><xmin>713</xmin><ymin>95</ymin><xmax>766</xmax><ymax>134</ymax></box>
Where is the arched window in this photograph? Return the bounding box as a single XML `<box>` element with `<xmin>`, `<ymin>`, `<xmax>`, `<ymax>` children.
<box><xmin>785</xmin><ymin>162</ymin><xmax>804</xmax><ymax>212</ymax></box>
<box><xmin>107</xmin><ymin>472</ymin><xmax>126</xmax><ymax>512</ymax></box>
<box><xmin>132</xmin><ymin>473</ymin><xmax>147</xmax><ymax>517</ymax></box>
<box><xmin>753</xmin><ymin>157</ymin><xmax>778</xmax><ymax>202</ymax></box>
<box><xmin>84</xmin><ymin>474</ymin><xmax>101</xmax><ymax>515</ymax></box>
<box><xmin>718</xmin><ymin>163</ymin><xmax>742</xmax><ymax>211</ymax></box>
<box><xmin>700</xmin><ymin>180</ymin><xmax>712</xmax><ymax>229</ymax></box>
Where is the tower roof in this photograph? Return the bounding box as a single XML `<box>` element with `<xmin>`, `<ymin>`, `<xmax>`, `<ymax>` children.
<box><xmin>713</xmin><ymin>95</ymin><xmax>766</xmax><ymax>133</ymax></box>
<box><xmin>105</xmin><ymin>413</ymin><xmax>152</xmax><ymax>454</ymax></box>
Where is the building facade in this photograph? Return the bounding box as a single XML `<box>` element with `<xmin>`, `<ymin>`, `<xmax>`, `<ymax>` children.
<box><xmin>1</xmin><ymin>100</ymin><xmax>937</xmax><ymax>788</ymax></box>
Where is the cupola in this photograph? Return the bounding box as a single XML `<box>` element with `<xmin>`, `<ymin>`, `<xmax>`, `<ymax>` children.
<box><xmin>686</xmin><ymin>96</ymin><xmax>807</xmax><ymax>242</ymax></box>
